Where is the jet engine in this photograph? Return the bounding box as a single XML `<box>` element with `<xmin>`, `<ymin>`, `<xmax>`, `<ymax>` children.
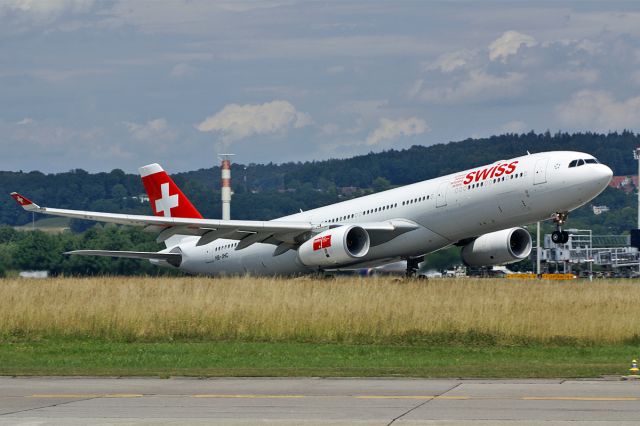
<box><xmin>460</xmin><ymin>227</ymin><xmax>532</xmax><ymax>267</ymax></box>
<box><xmin>298</xmin><ymin>225</ymin><xmax>370</xmax><ymax>267</ymax></box>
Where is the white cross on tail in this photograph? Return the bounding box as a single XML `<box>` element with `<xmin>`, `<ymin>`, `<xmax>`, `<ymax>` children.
<box><xmin>155</xmin><ymin>183</ymin><xmax>179</xmax><ymax>217</ymax></box>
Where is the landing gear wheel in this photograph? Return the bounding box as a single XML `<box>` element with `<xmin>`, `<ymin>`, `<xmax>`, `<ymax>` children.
<box><xmin>405</xmin><ymin>256</ymin><xmax>424</xmax><ymax>278</ymax></box>
<box><xmin>551</xmin><ymin>212</ymin><xmax>570</xmax><ymax>244</ymax></box>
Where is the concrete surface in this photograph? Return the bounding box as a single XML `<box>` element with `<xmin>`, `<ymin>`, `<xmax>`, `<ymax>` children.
<box><xmin>1</xmin><ymin>377</ymin><xmax>640</xmax><ymax>425</ymax></box>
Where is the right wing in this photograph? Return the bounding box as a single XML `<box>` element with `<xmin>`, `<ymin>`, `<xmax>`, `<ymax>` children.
<box><xmin>11</xmin><ymin>193</ymin><xmax>419</xmax><ymax>251</ymax></box>
<box><xmin>10</xmin><ymin>192</ymin><xmax>315</xmax><ymax>247</ymax></box>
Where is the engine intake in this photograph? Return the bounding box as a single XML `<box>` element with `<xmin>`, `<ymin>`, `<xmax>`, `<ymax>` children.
<box><xmin>298</xmin><ymin>225</ymin><xmax>370</xmax><ymax>267</ymax></box>
<box><xmin>461</xmin><ymin>227</ymin><xmax>532</xmax><ymax>267</ymax></box>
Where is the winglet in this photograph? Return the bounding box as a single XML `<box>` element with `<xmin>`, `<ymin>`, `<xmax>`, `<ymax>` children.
<box><xmin>10</xmin><ymin>192</ymin><xmax>40</xmax><ymax>211</ymax></box>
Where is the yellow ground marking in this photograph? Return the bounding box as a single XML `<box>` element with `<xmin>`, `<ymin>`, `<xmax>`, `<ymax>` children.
<box><xmin>192</xmin><ymin>394</ymin><xmax>306</xmax><ymax>399</ymax></box>
<box><xmin>522</xmin><ymin>396</ymin><xmax>640</xmax><ymax>401</ymax></box>
<box><xmin>30</xmin><ymin>394</ymin><xmax>143</xmax><ymax>398</ymax></box>
<box><xmin>26</xmin><ymin>394</ymin><xmax>640</xmax><ymax>402</ymax></box>
<box><xmin>355</xmin><ymin>395</ymin><xmax>435</xmax><ymax>400</ymax></box>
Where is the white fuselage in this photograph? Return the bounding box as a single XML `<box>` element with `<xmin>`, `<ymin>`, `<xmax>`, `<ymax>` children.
<box><xmin>173</xmin><ymin>151</ymin><xmax>612</xmax><ymax>276</ymax></box>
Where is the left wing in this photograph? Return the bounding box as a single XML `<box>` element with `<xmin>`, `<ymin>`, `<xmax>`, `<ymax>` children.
<box><xmin>10</xmin><ymin>192</ymin><xmax>419</xmax><ymax>250</ymax></box>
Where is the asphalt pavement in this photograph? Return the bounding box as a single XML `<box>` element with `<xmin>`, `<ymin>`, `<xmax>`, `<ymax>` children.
<box><xmin>2</xmin><ymin>377</ymin><xmax>640</xmax><ymax>425</ymax></box>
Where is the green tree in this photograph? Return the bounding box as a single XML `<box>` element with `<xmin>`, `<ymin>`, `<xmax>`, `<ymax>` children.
<box><xmin>372</xmin><ymin>177</ymin><xmax>391</xmax><ymax>192</ymax></box>
<box><xmin>14</xmin><ymin>231</ymin><xmax>60</xmax><ymax>271</ymax></box>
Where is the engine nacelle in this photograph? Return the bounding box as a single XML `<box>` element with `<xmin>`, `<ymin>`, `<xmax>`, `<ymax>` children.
<box><xmin>461</xmin><ymin>227</ymin><xmax>532</xmax><ymax>267</ymax></box>
<box><xmin>298</xmin><ymin>225</ymin><xmax>370</xmax><ymax>267</ymax></box>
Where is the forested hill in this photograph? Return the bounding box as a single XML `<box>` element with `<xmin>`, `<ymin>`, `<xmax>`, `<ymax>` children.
<box><xmin>2</xmin><ymin>131</ymin><xmax>639</xmax><ymax>227</ymax></box>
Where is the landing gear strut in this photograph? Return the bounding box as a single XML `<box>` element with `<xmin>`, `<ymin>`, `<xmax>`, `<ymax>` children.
<box><xmin>405</xmin><ymin>256</ymin><xmax>424</xmax><ymax>277</ymax></box>
<box><xmin>551</xmin><ymin>212</ymin><xmax>569</xmax><ymax>244</ymax></box>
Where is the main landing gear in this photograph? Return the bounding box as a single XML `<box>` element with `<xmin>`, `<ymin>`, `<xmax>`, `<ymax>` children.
<box><xmin>551</xmin><ymin>211</ymin><xmax>569</xmax><ymax>244</ymax></box>
<box><xmin>405</xmin><ymin>256</ymin><xmax>425</xmax><ymax>278</ymax></box>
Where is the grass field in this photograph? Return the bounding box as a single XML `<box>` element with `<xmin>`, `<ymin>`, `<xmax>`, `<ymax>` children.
<box><xmin>1</xmin><ymin>276</ymin><xmax>640</xmax><ymax>377</ymax></box>
<box><xmin>2</xmin><ymin>276</ymin><xmax>640</xmax><ymax>344</ymax></box>
<box><xmin>0</xmin><ymin>340</ymin><xmax>634</xmax><ymax>378</ymax></box>
<box><xmin>14</xmin><ymin>216</ymin><xmax>70</xmax><ymax>233</ymax></box>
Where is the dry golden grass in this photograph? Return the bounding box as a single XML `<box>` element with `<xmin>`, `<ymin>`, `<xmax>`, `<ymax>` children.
<box><xmin>2</xmin><ymin>276</ymin><xmax>640</xmax><ymax>344</ymax></box>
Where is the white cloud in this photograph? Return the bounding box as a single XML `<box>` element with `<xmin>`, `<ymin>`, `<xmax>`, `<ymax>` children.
<box><xmin>556</xmin><ymin>90</ymin><xmax>640</xmax><ymax>131</ymax></box>
<box><xmin>489</xmin><ymin>31</ymin><xmax>537</xmax><ymax>62</ymax></box>
<box><xmin>418</xmin><ymin>70</ymin><xmax>525</xmax><ymax>104</ymax></box>
<box><xmin>498</xmin><ymin>120</ymin><xmax>528</xmax><ymax>134</ymax></box>
<box><xmin>196</xmin><ymin>100</ymin><xmax>312</xmax><ymax>145</ymax></box>
<box><xmin>365</xmin><ymin>117</ymin><xmax>428</xmax><ymax>146</ymax></box>
<box><xmin>124</xmin><ymin>118</ymin><xmax>176</xmax><ymax>141</ymax></box>
<box><xmin>425</xmin><ymin>50</ymin><xmax>471</xmax><ymax>73</ymax></box>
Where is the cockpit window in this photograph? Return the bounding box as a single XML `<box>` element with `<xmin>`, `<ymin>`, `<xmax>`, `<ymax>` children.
<box><xmin>569</xmin><ymin>158</ymin><xmax>599</xmax><ymax>168</ymax></box>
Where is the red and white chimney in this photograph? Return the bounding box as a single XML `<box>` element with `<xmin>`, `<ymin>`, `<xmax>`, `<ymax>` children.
<box><xmin>219</xmin><ymin>154</ymin><xmax>234</xmax><ymax>220</ymax></box>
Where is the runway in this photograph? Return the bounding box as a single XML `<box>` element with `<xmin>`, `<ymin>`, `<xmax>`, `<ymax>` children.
<box><xmin>2</xmin><ymin>377</ymin><xmax>640</xmax><ymax>425</ymax></box>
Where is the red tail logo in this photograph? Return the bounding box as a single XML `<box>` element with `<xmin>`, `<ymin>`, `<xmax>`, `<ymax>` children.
<box><xmin>139</xmin><ymin>163</ymin><xmax>203</xmax><ymax>219</ymax></box>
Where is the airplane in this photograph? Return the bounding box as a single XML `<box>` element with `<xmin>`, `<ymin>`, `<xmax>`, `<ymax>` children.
<box><xmin>11</xmin><ymin>151</ymin><xmax>612</xmax><ymax>277</ymax></box>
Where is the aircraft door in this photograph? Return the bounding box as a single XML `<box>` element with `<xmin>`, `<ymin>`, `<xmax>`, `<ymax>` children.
<box><xmin>436</xmin><ymin>182</ymin><xmax>448</xmax><ymax>208</ymax></box>
<box><xmin>204</xmin><ymin>246</ymin><xmax>214</xmax><ymax>263</ymax></box>
<box><xmin>534</xmin><ymin>158</ymin><xmax>548</xmax><ymax>185</ymax></box>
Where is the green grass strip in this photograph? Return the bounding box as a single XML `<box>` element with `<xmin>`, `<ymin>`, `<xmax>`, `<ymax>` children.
<box><xmin>0</xmin><ymin>340</ymin><xmax>636</xmax><ymax>378</ymax></box>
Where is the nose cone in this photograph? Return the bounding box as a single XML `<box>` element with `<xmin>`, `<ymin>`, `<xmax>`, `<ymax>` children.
<box><xmin>596</xmin><ymin>164</ymin><xmax>614</xmax><ymax>188</ymax></box>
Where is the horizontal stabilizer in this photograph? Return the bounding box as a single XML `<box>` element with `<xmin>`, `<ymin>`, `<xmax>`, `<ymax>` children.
<box><xmin>65</xmin><ymin>250</ymin><xmax>182</xmax><ymax>267</ymax></box>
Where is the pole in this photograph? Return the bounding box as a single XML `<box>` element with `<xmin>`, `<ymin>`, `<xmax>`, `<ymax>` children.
<box><xmin>589</xmin><ymin>229</ymin><xmax>593</xmax><ymax>281</ymax></box>
<box><xmin>219</xmin><ymin>153</ymin><xmax>235</xmax><ymax>221</ymax></box>
<box><xmin>536</xmin><ymin>221</ymin><xmax>541</xmax><ymax>277</ymax></box>
<box><xmin>634</xmin><ymin>148</ymin><xmax>640</xmax><ymax>229</ymax></box>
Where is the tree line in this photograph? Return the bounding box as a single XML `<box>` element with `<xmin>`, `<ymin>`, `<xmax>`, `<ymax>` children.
<box><xmin>2</xmin><ymin>131</ymin><xmax>639</xmax><ymax>227</ymax></box>
<box><xmin>0</xmin><ymin>225</ymin><xmax>180</xmax><ymax>277</ymax></box>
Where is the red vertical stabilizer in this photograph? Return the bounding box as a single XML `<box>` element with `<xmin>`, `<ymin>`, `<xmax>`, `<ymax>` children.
<box><xmin>138</xmin><ymin>163</ymin><xmax>203</xmax><ymax>219</ymax></box>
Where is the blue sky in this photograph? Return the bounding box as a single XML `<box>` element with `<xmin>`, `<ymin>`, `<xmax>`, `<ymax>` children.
<box><xmin>1</xmin><ymin>1</ymin><xmax>640</xmax><ymax>172</ymax></box>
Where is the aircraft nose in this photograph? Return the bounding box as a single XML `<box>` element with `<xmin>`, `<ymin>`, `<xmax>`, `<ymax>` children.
<box><xmin>594</xmin><ymin>164</ymin><xmax>613</xmax><ymax>188</ymax></box>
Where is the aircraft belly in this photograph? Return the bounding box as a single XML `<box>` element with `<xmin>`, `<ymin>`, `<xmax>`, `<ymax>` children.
<box><xmin>179</xmin><ymin>243</ymin><xmax>309</xmax><ymax>277</ymax></box>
